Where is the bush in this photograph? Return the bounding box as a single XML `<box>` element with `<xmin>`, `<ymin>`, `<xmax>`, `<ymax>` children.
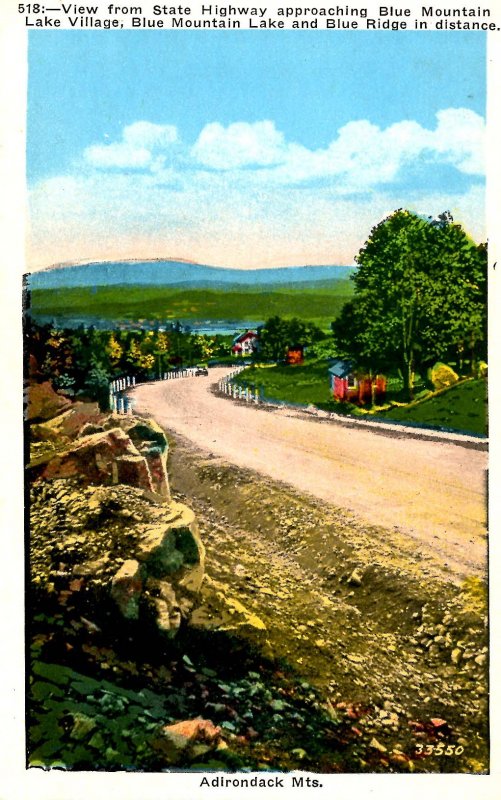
<box><xmin>429</xmin><ymin>362</ymin><xmax>459</xmax><ymax>391</ymax></box>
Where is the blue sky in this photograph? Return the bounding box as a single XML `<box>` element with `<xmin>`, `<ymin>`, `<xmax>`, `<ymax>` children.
<box><xmin>27</xmin><ymin>30</ymin><xmax>486</xmax><ymax>269</ymax></box>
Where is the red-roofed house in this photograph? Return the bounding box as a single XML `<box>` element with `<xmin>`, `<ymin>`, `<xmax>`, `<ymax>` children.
<box><xmin>232</xmin><ymin>331</ymin><xmax>258</xmax><ymax>355</ymax></box>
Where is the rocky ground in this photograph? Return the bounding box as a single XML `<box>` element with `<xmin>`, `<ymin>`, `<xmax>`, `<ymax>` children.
<box><xmin>27</xmin><ymin>386</ymin><xmax>489</xmax><ymax>774</ymax></box>
<box><xmin>166</xmin><ymin>433</ymin><xmax>489</xmax><ymax>773</ymax></box>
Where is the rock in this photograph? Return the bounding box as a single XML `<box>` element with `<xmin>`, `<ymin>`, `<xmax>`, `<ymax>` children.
<box><xmin>79</xmin><ymin>423</ymin><xmax>106</xmax><ymax>437</ymax></box>
<box><xmin>110</xmin><ymin>560</ymin><xmax>144</xmax><ymax>620</ymax></box>
<box><xmin>348</xmin><ymin>568</ymin><xmax>363</xmax><ymax>587</ymax></box>
<box><xmin>116</xmin><ymin>454</ymin><xmax>154</xmax><ymax>492</ymax></box>
<box><xmin>32</xmin><ymin>402</ymin><xmax>103</xmax><ymax>443</ymax></box>
<box><xmin>74</xmin><ymin>553</ymin><xmax>110</xmax><ymax>576</ymax></box>
<box><xmin>369</xmin><ymin>737</ymin><xmax>387</xmax><ymax>753</ymax></box>
<box><xmin>27</xmin><ymin>381</ymin><xmax>72</xmax><ymax>422</ymax></box>
<box><xmin>145</xmin><ymin>577</ymin><xmax>181</xmax><ymax>636</ymax></box>
<box><xmin>191</xmin><ymin>575</ymin><xmax>266</xmax><ymax>635</ymax></box>
<box><xmin>139</xmin><ymin>446</ymin><xmax>170</xmax><ymax>499</ymax></box>
<box><xmin>36</xmin><ymin>428</ymin><xmax>155</xmax><ymax>491</ymax></box>
<box><xmin>451</xmin><ymin>648</ymin><xmax>462</xmax><ymax>665</ymax></box>
<box><xmin>137</xmin><ymin>503</ymin><xmax>204</xmax><ymax>586</ymax></box>
<box><xmin>151</xmin><ymin>718</ymin><xmax>222</xmax><ymax>764</ymax></box>
<box><xmin>474</xmin><ymin>653</ymin><xmax>487</xmax><ymax>666</ymax></box>
<box><xmin>125</xmin><ymin>420</ymin><xmax>170</xmax><ymax>499</ymax></box>
<box><xmin>126</xmin><ymin>420</ymin><xmax>168</xmax><ymax>453</ymax></box>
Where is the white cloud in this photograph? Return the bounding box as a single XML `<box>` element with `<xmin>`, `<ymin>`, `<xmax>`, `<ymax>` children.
<box><xmin>84</xmin><ymin>142</ymin><xmax>153</xmax><ymax>170</ymax></box>
<box><xmin>81</xmin><ymin>110</ymin><xmax>484</xmax><ymax>188</ymax></box>
<box><xmin>122</xmin><ymin>121</ymin><xmax>178</xmax><ymax>148</ymax></box>
<box><xmin>192</xmin><ymin>120</ymin><xmax>287</xmax><ymax>170</ymax></box>
<box><xmin>84</xmin><ymin>120</ymin><xmax>178</xmax><ymax>170</ymax></box>
<box><xmin>28</xmin><ymin>110</ymin><xmax>485</xmax><ymax>268</ymax></box>
<box><xmin>258</xmin><ymin>110</ymin><xmax>484</xmax><ymax>189</ymax></box>
<box><xmin>431</xmin><ymin>108</ymin><xmax>485</xmax><ymax>175</ymax></box>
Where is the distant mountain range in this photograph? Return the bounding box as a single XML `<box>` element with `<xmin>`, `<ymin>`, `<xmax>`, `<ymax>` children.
<box><xmin>27</xmin><ymin>259</ymin><xmax>356</xmax><ymax>291</ymax></box>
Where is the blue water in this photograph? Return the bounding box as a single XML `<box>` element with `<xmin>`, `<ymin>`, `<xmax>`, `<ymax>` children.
<box><xmin>28</xmin><ymin>312</ymin><xmax>261</xmax><ymax>336</ymax></box>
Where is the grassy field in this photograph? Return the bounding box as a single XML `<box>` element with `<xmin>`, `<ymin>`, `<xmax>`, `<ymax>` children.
<box><xmin>236</xmin><ymin>361</ymin><xmax>334</xmax><ymax>406</ymax></box>
<box><xmin>235</xmin><ymin>363</ymin><xmax>487</xmax><ymax>436</ymax></box>
<box><xmin>29</xmin><ymin>281</ymin><xmax>354</xmax><ymax>330</ymax></box>
<box><xmin>373</xmin><ymin>379</ymin><xmax>487</xmax><ymax>436</ymax></box>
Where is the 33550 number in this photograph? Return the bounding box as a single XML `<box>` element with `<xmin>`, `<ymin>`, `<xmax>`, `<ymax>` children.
<box><xmin>415</xmin><ymin>743</ymin><xmax>464</xmax><ymax>756</ymax></box>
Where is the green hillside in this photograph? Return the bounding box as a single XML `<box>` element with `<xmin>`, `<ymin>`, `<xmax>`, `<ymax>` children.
<box><xmin>29</xmin><ymin>281</ymin><xmax>354</xmax><ymax>330</ymax></box>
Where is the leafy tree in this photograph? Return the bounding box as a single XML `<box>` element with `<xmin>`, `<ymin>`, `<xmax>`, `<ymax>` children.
<box><xmin>307</xmin><ymin>336</ymin><xmax>339</xmax><ymax>361</ymax></box>
<box><xmin>83</xmin><ymin>357</ymin><xmax>112</xmax><ymax>408</ymax></box>
<box><xmin>40</xmin><ymin>329</ymin><xmax>74</xmax><ymax>379</ymax></box>
<box><xmin>125</xmin><ymin>336</ymin><xmax>156</xmax><ymax>374</ymax></box>
<box><xmin>192</xmin><ymin>334</ymin><xmax>215</xmax><ymax>363</ymax></box>
<box><xmin>332</xmin><ymin>210</ymin><xmax>487</xmax><ymax>397</ymax></box>
<box><xmin>106</xmin><ymin>334</ymin><xmax>123</xmax><ymax>367</ymax></box>
<box><xmin>258</xmin><ymin>316</ymin><xmax>323</xmax><ymax>361</ymax></box>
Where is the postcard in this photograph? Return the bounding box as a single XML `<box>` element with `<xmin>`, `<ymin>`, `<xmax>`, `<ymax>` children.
<box><xmin>1</xmin><ymin>1</ymin><xmax>500</xmax><ymax>798</ymax></box>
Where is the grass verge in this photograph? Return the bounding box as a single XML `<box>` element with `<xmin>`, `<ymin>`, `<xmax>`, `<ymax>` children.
<box><xmin>234</xmin><ymin>364</ymin><xmax>487</xmax><ymax>436</ymax></box>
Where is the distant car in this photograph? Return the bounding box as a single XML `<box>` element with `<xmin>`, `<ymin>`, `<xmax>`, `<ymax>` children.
<box><xmin>195</xmin><ymin>367</ymin><xmax>209</xmax><ymax>376</ymax></box>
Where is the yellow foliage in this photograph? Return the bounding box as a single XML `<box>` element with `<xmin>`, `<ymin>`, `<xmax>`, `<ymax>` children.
<box><xmin>107</xmin><ymin>335</ymin><xmax>123</xmax><ymax>366</ymax></box>
<box><xmin>156</xmin><ymin>332</ymin><xmax>169</xmax><ymax>352</ymax></box>
<box><xmin>430</xmin><ymin>362</ymin><xmax>459</xmax><ymax>390</ymax></box>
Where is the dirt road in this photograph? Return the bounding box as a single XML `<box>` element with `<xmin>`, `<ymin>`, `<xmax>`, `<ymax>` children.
<box><xmin>132</xmin><ymin>368</ymin><xmax>487</xmax><ymax>580</ymax></box>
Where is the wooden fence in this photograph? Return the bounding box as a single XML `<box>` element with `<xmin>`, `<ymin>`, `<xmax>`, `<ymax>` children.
<box><xmin>218</xmin><ymin>366</ymin><xmax>261</xmax><ymax>404</ymax></box>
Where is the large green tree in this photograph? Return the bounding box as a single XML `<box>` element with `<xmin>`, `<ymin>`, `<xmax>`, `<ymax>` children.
<box><xmin>258</xmin><ymin>316</ymin><xmax>324</xmax><ymax>361</ymax></box>
<box><xmin>332</xmin><ymin>210</ymin><xmax>487</xmax><ymax>397</ymax></box>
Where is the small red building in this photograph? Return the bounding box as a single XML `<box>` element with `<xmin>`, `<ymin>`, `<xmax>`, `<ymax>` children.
<box><xmin>328</xmin><ymin>360</ymin><xmax>386</xmax><ymax>405</ymax></box>
<box><xmin>286</xmin><ymin>345</ymin><xmax>304</xmax><ymax>365</ymax></box>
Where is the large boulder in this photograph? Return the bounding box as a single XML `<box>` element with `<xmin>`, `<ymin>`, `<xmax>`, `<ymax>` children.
<box><xmin>124</xmin><ymin>419</ymin><xmax>170</xmax><ymax>499</ymax></box>
<box><xmin>107</xmin><ymin>501</ymin><xmax>205</xmax><ymax>635</ymax></box>
<box><xmin>27</xmin><ymin>381</ymin><xmax>72</xmax><ymax>422</ymax></box>
<box><xmin>136</xmin><ymin>503</ymin><xmax>204</xmax><ymax>587</ymax></box>
<box><xmin>38</xmin><ymin>428</ymin><xmax>155</xmax><ymax>493</ymax></box>
<box><xmin>110</xmin><ymin>559</ymin><xmax>145</xmax><ymax>620</ymax></box>
<box><xmin>144</xmin><ymin>578</ymin><xmax>182</xmax><ymax>636</ymax></box>
<box><xmin>31</xmin><ymin>402</ymin><xmax>103</xmax><ymax>444</ymax></box>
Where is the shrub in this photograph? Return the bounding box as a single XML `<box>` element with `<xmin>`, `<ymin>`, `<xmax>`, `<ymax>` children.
<box><xmin>430</xmin><ymin>362</ymin><xmax>459</xmax><ymax>391</ymax></box>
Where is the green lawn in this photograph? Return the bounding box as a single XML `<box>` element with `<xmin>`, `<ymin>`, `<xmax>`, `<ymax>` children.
<box><xmin>235</xmin><ymin>361</ymin><xmax>334</xmax><ymax>406</ymax></box>
<box><xmin>235</xmin><ymin>363</ymin><xmax>487</xmax><ymax>436</ymax></box>
<box><xmin>374</xmin><ymin>379</ymin><xmax>487</xmax><ymax>436</ymax></box>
